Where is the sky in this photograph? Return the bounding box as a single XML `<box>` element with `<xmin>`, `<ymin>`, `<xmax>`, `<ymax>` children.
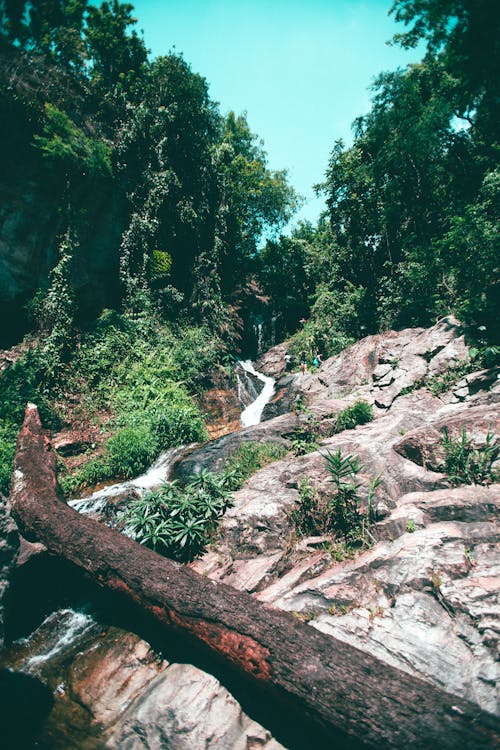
<box><xmin>132</xmin><ymin>0</ymin><xmax>424</xmax><ymax>226</ymax></box>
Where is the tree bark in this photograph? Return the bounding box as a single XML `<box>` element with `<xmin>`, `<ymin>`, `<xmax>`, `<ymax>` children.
<box><xmin>9</xmin><ymin>404</ymin><xmax>500</xmax><ymax>749</ymax></box>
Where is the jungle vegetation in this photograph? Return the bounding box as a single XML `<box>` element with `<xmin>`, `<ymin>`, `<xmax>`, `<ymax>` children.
<box><xmin>0</xmin><ymin>0</ymin><xmax>498</xmax><ymax>496</ymax></box>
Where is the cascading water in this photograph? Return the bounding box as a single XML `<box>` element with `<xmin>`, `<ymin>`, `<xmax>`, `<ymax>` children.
<box><xmin>254</xmin><ymin>321</ymin><xmax>264</xmax><ymax>356</ymax></box>
<box><xmin>69</xmin><ymin>443</ymin><xmax>193</xmax><ymax>520</ymax></box>
<box><xmin>18</xmin><ymin>608</ymin><xmax>98</xmax><ymax>672</ymax></box>
<box><xmin>238</xmin><ymin>360</ymin><xmax>275</xmax><ymax>427</ymax></box>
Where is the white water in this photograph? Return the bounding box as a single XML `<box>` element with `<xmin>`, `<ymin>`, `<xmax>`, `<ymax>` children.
<box><xmin>20</xmin><ymin>608</ymin><xmax>96</xmax><ymax>671</ymax></box>
<box><xmin>69</xmin><ymin>443</ymin><xmax>193</xmax><ymax>517</ymax></box>
<box><xmin>238</xmin><ymin>360</ymin><xmax>275</xmax><ymax>427</ymax></box>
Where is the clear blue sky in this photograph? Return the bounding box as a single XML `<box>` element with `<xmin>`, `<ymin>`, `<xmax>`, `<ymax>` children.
<box><xmin>132</xmin><ymin>0</ymin><xmax>423</xmax><ymax>225</ymax></box>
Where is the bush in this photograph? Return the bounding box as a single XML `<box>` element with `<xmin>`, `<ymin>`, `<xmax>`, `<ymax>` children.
<box><xmin>0</xmin><ymin>350</ymin><xmax>51</xmax><ymax>425</ymax></box>
<box><xmin>335</xmin><ymin>401</ymin><xmax>373</xmax><ymax>432</ymax></box>
<box><xmin>440</xmin><ymin>427</ymin><xmax>498</xmax><ymax>486</ymax></box>
<box><xmin>222</xmin><ymin>441</ymin><xmax>287</xmax><ymax>489</ymax></box>
<box><xmin>289</xmin><ymin>449</ymin><xmax>381</xmax><ymax>551</ymax></box>
<box><xmin>123</xmin><ymin>471</ymin><xmax>233</xmax><ymax>561</ymax></box>
<box><xmin>107</xmin><ymin>426</ymin><xmax>160</xmax><ymax>479</ymax></box>
<box><xmin>122</xmin><ymin>442</ymin><xmax>286</xmax><ymax>561</ymax></box>
<box><xmin>58</xmin><ymin>455</ymin><xmax>113</xmax><ymax>496</ymax></box>
<box><xmin>151</xmin><ymin>404</ymin><xmax>207</xmax><ymax>449</ymax></box>
<box><xmin>290</xmin><ymin>408</ymin><xmax>320</xmax><ymax>456</ymax></box>
<box><xmin>0</xmin><ymin>422</ymin><xmax>18</xmax><ymax>496</ymax></box>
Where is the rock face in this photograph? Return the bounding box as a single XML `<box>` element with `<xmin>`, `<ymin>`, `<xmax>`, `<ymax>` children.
<box><xmin>0</xmin><ymin>498</ymin><xmax>19</xmax><ymax>650</ymax></box>
<box><xmin>189</xmin><ymin>317</ymin><xmax>500</xmax><ymax>719</ymax></box>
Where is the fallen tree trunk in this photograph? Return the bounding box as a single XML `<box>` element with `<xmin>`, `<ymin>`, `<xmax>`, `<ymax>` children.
<box><xmin>9</xmin><ymin>404</ymin><xmax>499</xmax><ymax>749</ymax></box>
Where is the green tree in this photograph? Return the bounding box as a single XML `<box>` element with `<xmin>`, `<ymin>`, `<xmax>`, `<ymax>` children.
<box><xmin>85</xmin><ymin>0</ymin><xmax>147</xmax><ymax>92</ymax></box>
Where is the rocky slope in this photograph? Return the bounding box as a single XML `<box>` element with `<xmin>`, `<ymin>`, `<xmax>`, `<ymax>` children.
<box><xmin>1</xmin><ymin>316</ymin><xmax>499</xmax><ymax>748</ymax></box>
<box><xmin>188</xmin><ymin>317</ymin><xmax>499</xmax><ymax>718</ymax></box>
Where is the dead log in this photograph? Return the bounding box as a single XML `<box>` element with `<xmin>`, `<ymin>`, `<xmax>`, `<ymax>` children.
<box><xmin>9</xmin><ymin>404</ymin><xmax>500</xmax><ymax>749</ymax></box>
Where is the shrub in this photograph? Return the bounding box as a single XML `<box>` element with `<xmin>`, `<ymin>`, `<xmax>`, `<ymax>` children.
<box><xmin>58</xmin><ymin>455</ymin><xmax>113</xmax><ymax>496</ymax></box>
<box><xmin>222</xmin><ymin>441</ymin><xmax>287</xmax><ymax>490</ymax></box>
<box><xmin>290</xmin><ymin>409</ymin><xmax>320</xmax><ymax>456</ymax></box>
<box><xmin>151</xmin><ymin>404</ymin><xmax>207</xmax><ymax>449</ymax></box>
<box><xmin>440</xmin><ymin>427</ymin><xmax>498</xmax><ymax>486</ymax></box>
<box><xmin>107</xmin><ymin>425</ymin><xmax>159</xmax><ymax>479</ymax></box>
<box><xmin>0</xmin><ymin>422</ymin><xmax>17</xmax><ymax>496</ymax></box>
<box><xmin>122</xmin><ymin>442</ymin><xmax>286</xmax><ymax>561</ymax></box>
<box><xmin>123</xmin><ymin>472</ymin><xmax>233</xmax><ymax>561</ymax></box>
<box><xmin>289</xmin><ymin>478</ymin><xmax>322</xmax><ymax>535</ymax></box>
<box><xmin>0</xmin><ymin>350</ymin><xmax>51</xmax><ymax>425</ymax></box>
<box><xmin>335</xmin><ymin>401</ymin><xmax>373</xmax><ymax>432</ymax></box>
<box><xmin>323</xmin><ymin>449</ymin><xmax>364</xmax><ymax>539</ymax></box>
<box><xmin>289</xmin><ymin>449</ymin><xmax>381</xmax><ymax>551</ymax></box>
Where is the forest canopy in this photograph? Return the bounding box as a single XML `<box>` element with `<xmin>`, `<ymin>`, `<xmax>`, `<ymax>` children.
<box><xmin>0</xmin><ymin>0</ymin><xmax>498</xmax><ymax>353</ymax></box>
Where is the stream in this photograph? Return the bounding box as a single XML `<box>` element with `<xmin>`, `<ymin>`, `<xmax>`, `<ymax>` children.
<box><xmin>1</xmin><ymin>360</ymin><xmax>277</xmax><ymax>749</ymax></box>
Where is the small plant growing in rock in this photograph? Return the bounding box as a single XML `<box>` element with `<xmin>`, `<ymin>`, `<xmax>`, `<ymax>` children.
<box><xmin>293</xmin><ymin>610</ymin><xmax>318</xmax><ymax>622</ymax></box>
<box><xmin>289</xmin><ymin>478</ymin><xmax>321</xmax><ymax>534</ymax></box>
<box><xmin>406</xmin><ymin>519</ymin><xmax>416</xmax><ymax>533</ymax></box>
<box><xmin>323</xmin><ymin>449</ymin><xmax>364</xmax><ymax>539</ymax></box>
<box><xmin>222</xmin><ymin>441</ymin><xmax>287</xmax><ymax>489</ymax></box>
<box><xmin>290</xmin><ymin>410</ymin><xmax>320</xmax><ymax>456</ymax></box>
<box><xmin>327</xmin><ymin>601</ymin><xmax>357</xmax><ymax>616</ymax></box>
<box><xmin>289</xmin><ymin>450</ymin><xmax>382</xmax><ymax>552</ymax></box>
<box><xmin>440</xmin><ymin>427</ymin><xmax>499</xmax><ymax>486</ymax></box>
<box><xmin>334</xmin><ymin>400</ymin><xmax>373</xmax><ymax>433</ymax></box>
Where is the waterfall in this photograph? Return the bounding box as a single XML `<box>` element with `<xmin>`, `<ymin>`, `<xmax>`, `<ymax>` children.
<box><xmin>254</xmin><ymin>321</ymin><xmax>264</xmax><ymax>356</ymax></box>
<box><xmin>69</xmin><ymin>443</ymin><xmax>194</xmax><ymax>519</ymax></box>
<box><xmin>238</xmin><ymin>360</ymin><xmax>275</xmax><ymax>427</ymax></box>
<box><xmin>18</xmin><ymin>608</ymin><xmax>97</xmax><ymax>673</ymax></box>
<box><xmin>71</xmin><ymin>362</ymin><xmax>275</xmax><ymax>520</ymax></box>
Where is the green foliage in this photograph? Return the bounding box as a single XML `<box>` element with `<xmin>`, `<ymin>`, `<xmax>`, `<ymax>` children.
<box><xmin>40</xmin><ymin>234</ymin><xmax>76</xmax><ymax>380</ymax></box>
<box><xmin>289</xmin><ymin>449</ymin><xmax>381</xmax><ymax>551</ymax></box>
<box><xmin>58</xmin><ymin>454</ymin><xmax>113</xmax><ymax>497</ymax></box>
<box><xmin>290</xmin><ymin>410</ymin><xmax>320</xmax><ymax>456</ymax></box>
<box><xmin>34</xmin><ymin>104</ymin><xmax>112</xmax><ymax>177</ymax></box>
<box><xmin>121</xmin><ymin>441</ymin><xmax>286</xmax><ymax>561</ymax></box>
<box><xmin>289</xmin><ymin>478</ymin><xmax>321</xmax><ymax>536</ymax></box>
<box><xmin>440</xmin><ymin>427</ymin><xmax>499</xmax><ymax>486</ymax></box>
<box><xmin>123</xmin><ymin>472</ymin><xmax>233</xmax><ymax>561</ymax></box>
<box><xmin>0</xmin><ymin>348</ymin><xmax>58</xmax><ymax>496</ymax></box>
<box><xmin>323</xmin><ymin>449</ymin><xmax>364</xmax><ymax>539</ymax></box>
<box><xmin>436</xmin><ymin>168</ymin><xmax>500</xmax><ymax>339</ymax></box>
<box><xmin>0</xmin><ymin>422</ymin><xmax>18</xmax><ymax>497</ymax></box>
<box><xmin>335</xmin><ymin>401</ymin><xmax>373</xmax><ymax>432</ymax></box>
<box><xmin>0</xmin><ymin>350</ymin><xmax>48</xmax><ymax>425</ymax></box>
<box><xmin>151</xmin><ymin>250</ymin><xmax>172</xmax><ymax>278</ymax></box>
<box><xmin>221</xmin><ymin>441</ymin><xmax>287</xmax><ymax>490</ymax></box>
<box><xmin>150</xmin><ymin>405</ymin><xmax>207</xmax><ymax>450</ymax></box>
<box><xmin>107</xmin><ymin>425</ymin><xmax>159</xmax><ymax>479</ymax></box>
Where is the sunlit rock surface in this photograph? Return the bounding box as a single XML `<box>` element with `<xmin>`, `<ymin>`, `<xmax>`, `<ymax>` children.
<box><xmin>189</xmin><ymin>319</ymin><xmax>500</xmax><ymax>715</ymax></box>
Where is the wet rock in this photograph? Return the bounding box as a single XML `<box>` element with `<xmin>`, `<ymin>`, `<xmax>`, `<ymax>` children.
<box><xmin>70</xmin><ymin>629</ymin><xmax>167</xmax><ymax>728</ymax></box>
<box><xmin>255</xmin><ymin>343</ymin><xmax>288</xmax><ymax>377</ymax></box>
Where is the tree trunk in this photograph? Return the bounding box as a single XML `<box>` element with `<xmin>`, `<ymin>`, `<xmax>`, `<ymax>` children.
<box><xmin>9</xmin><ymin>404</ymin><xmax>500</xmax><ymax>749</ymax></box>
